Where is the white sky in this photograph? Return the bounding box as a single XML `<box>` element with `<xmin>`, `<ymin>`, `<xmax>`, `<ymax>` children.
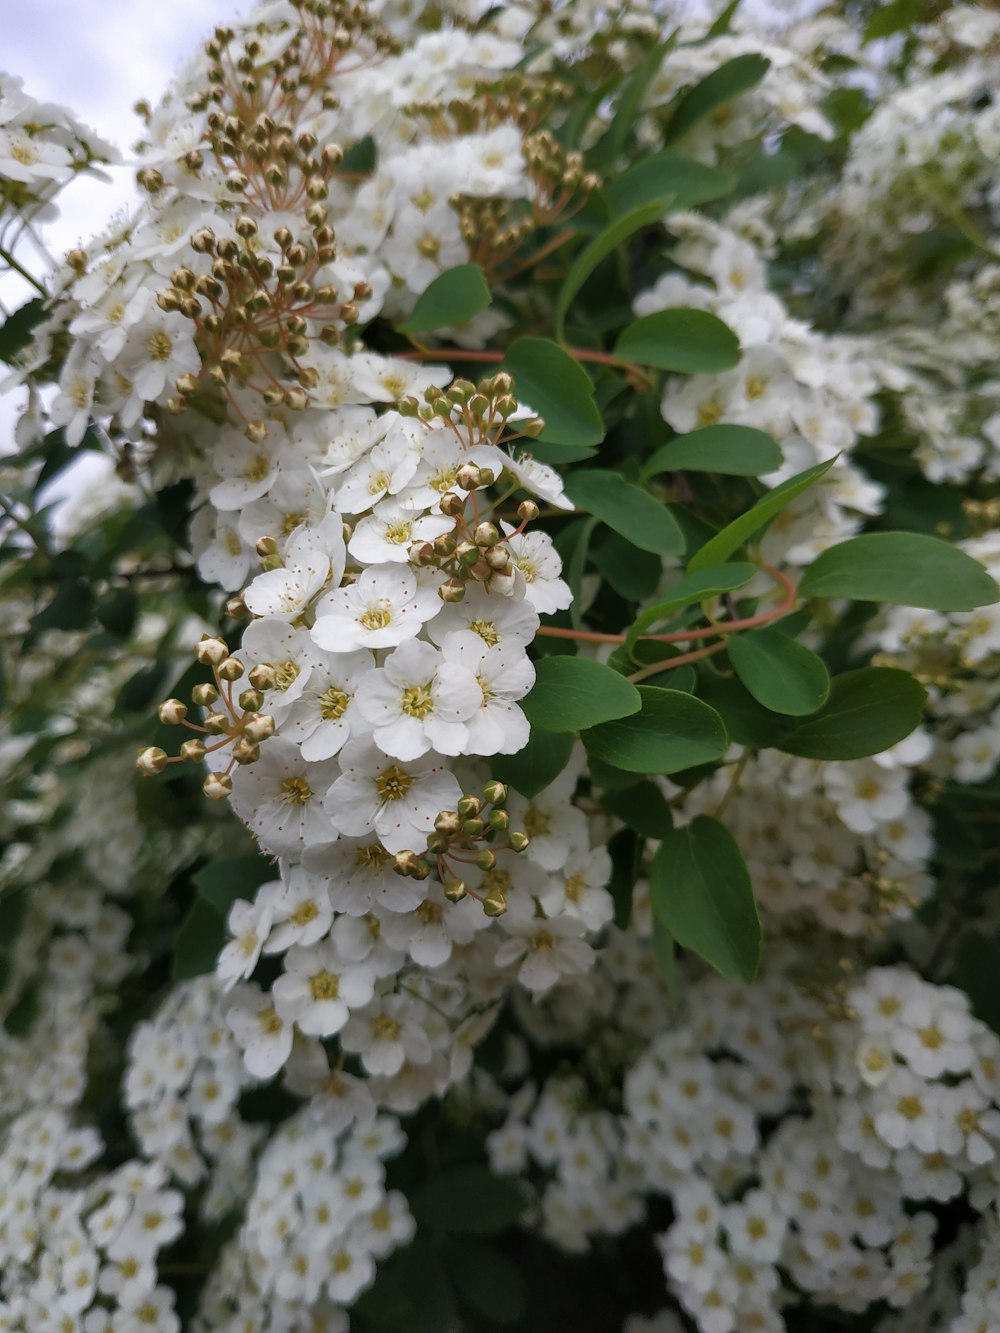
<box><xmin>1</xmin><ymin>0</ymin><xmax>244</xmax><ymax>455</ymax></box>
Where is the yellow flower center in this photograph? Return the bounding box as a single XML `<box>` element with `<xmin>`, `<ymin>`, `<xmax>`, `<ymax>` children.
<box><xmin>376</xmin><ymin>766</ymin><xmax>412</xmax><ymax>801</ymax></box>
<box><xmin>401</xmin><ymin>682</ymin><xmax>435</xmax><ymax>719</ymax></box>
<box><xmin>281</xmin><ymin>776</ymin><xmax>312</xmax><ymax>805</ymax></box>
<box><xmin>309</xmin><ymin>970</ymin><xmax>340</xmax><ymax>1001</ymax></box>
<box><xmin>319</xmin><ymin>686</ymin><xmax>349</xmax><ymax>719</ymax></box>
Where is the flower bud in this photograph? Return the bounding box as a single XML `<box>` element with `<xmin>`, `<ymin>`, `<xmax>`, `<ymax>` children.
<box><xmin>158</xmin><ymin>698</ymin><xmax>188</xmax><ymax>725</ymax></box>
<box><xmin>195</xmin><ymin>636</ymin><xmax>229</xmax><ymax>667</ymax></box>
<box><xmin>488</xmin><ymin>808</ymin><xmax>510</xmax><ymax>832</ymax></box>
<box><xmin>192</xmin><ymin>682</ymin><xmax>219</xmax><ymax>707</ymax></box>
<box><xmin>203</xmin><ymin>772</ymin><xmax>233</xmax><ymax>800</ymax></box>
<box><xmin>485</xmin><ymin>546</ymin><xmax>511</xmax><ymax>571</ymax></box>
<box><xmin>462</xmin><ymin>818</ymin><xmax>485</xmax><ymax>838</ymax></box>
<box><xmin>457</xmin><ymin>795</ymin><xmax>482</xmax><ymax>818</ymax></box>
<box><xmin>238</xmin><ymin>688</ymin><xmax>264</xmax><ymax>712</ymax></box>
<box><xmin>136</xmin><ymin>746</ymin><xmax>169</xmax><ymax>776</ymax></box>
<box><xmin>248</xmin><ymin>664</ymin><xmax>276</xmax><ymax>691</ymax></box>
<box><xmin>426</xmin><ymin>832</ymin><xmax>450</xmax><ymax>855</ymax></box>
<box><xmin>439</xmin><ymin>492</ymin><xmax>465</xmax><ymax>517</ymax></box>
<box><xmin>474</xmin><ymin>522</ymin><xmax>500</xmax><ymax>547</ymax></box>
<box><xmin>179</xmin><ymin>738</ymin><xmax>207</xmax><ymax>762</ymax></box>
<box><xmin>232</xmin><ymin>736</ymin><xmax>261</xmax><ymax>765</ymax></box>
<box><xmin>456</xmin><ymin>463</ymin><xmax>481</xmax><ymax>491</ymax></box>
<box><xmin>439</xmin><ymin>579</ymin><xmax>466</xmax><ymax>603</ymax></box>
<box><xmin>456</xmin><ymin>540</ymin><xmax>480</xmax><ymax>567</ymax></box>
<box><xmin>203</xmin><ymin>712</ymin><xmax>231</xmax><ymax>735</ymax></box>
<box><xmin>483</xmin><ymin>888</ymin><xmax>507</xmax><ymax>917</ymax></box>
<box><xmin>508</xmin><ymin>831</ymin><xmax>530</xmax><ymax>853</ymax></box>
<box><xmin>243</xmin><ymin>713</ymin><xmax>276</xmax><ymax>742</ymax></box>
<box><xmin>393</xmin><ymin>850</ymin><xmax>430</xmax><ymax>880</ymax></box>
<box><xmin>256</xmin><ymin>535</ymin><xmax>279</xmax><ymax>557</ymax></box>
<box><xmin>517</xmin><ymin>499</ymin><xmax>540</xmax><ymax>523</ymax></box>
<box><xmin>443</xmin><ymin>878</ymin><xmax>467</xmax><ymax>903</ymax></box>
<box><xmin>475</xmin><ymin>849</ymin><xmax>497</xmax><ymax>871</ymax></box>
<box><xmin>482</xmin><ymin>780</ymin><xmax>508</xmax><ymax>808</ymax></box>
<box><xmin>217</xmin><ymin>657</ymin><xmax>245</xmax><ymax>682</ymax></box>
<box><xmin>434</xmin><ymin>810</ymin><xmax>462</xmax><ymax>836</ymax></box>
<box><xmin>225</xmin><ymin>595</ymin><xmax>249</xmax><ymax>621</ymax></box>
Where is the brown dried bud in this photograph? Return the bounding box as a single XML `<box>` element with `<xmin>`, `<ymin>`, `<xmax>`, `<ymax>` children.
<box><xmin>248</xmin><ymin>664</ymin><xmax>276</xmax><ymax>691</ymax></box>
<box><xmin>217</xmin><ymin>657</ymin><xmax>245</xmax><ymax>682</ymax></box>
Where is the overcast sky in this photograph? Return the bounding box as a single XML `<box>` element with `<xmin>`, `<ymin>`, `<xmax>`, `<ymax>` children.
<box><xmin>5</xmin><ymin>0</ymin><xmax>246</xmax><ymax>262</ymax></box>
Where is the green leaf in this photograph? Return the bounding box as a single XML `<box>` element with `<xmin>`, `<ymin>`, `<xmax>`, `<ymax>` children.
<box><xmin>554</xmin><ymin>201</ymin><xmax>666</xmax><ymax>342</ymax></box>
<box><xmin>643</xmin><ymin>424</ymin><xmax>783</xmax><ymax>478</ymax></box>
<box><xmin>95</xmin><ymin>588</ymin><xmax>138</xmax><ymax>638</ymax></box>
<box><xmin>687</xmin><ymin>456</ymin><xmax>837</xmax><ymax>573</ymax></box>
<box><xmin>0</xmin><ymin>297</ymin><xmax>46</xmax><ymax>364</ymax></box>
<box><xmin>726</xmin><ymin>628</ymin><xmax>830</xmax><ymax>716</ymax></box>
<box><xmin>446</xmin><ymin>1242</ymin><xmax>526</xmax><ymax>1326</ymax></box>
<box><xmin>583</xmin><ymin>686</ymin><xmax>728</xmax><ymax>774</ymax></box>
<box><xmin>502</xmin><ymin>337</ymin><xmax>604</xmax><ymax>449</ymax></box>
<box><xmin>605</xmin><ymin>151</ymin><xmax>736</xmax><ymax>216</ymax></box>
<box><xmin>650</xmin><ymin>815</ymin><xmax>761</xmax><ymax>982</ymax></box>
<box><xmin>400</xmin><ymin>263</ymin><xmax>492</xmax><ymax>333</ymax></box>
<box><xmin>864</xmin><ymin>0</ymin><xmax>922</xmax><ymax>42</ymax></box>
<box><xmin>30</xmin><ymin>580</ymin><xmax>96</xmax><ymax>632</ymax></box>
<box><xmin>608</xmin><ymin>828</ymin><xmax>641</xmax><ymax>928</ymax></box>
<box><xmin>625</xmin><ymin>562</ymin><xmax>756</xmax><ymax>653</ymax></box>
<box><xmin>355</xmin><ymin>1242</ymin><xmax>456</xmax><ymax>1333</ymax></box>
<box><xmin>565</xmin><ymin>470</ymin><xmax>685</xmax><ymax>555</ymax></box>
<box><xmin>521</xmin><ymin>657</ymin><xmax>641</xmax><ymax>733</ymax></box>
<box><xmin>411</xmin><ymin>1166</ymin><xmax>529</xmax><ymax>1235</ymax></box>
<box><xmin>666</xmin><ymin>54</ymin><xmax>771</xmax><ymax>144</ymax></box>
<box><xmin>615</xmin><ymin>309</ymin><xmax>740</xmax><ymax>374</ymax></box>
<box><xmin>602</xmin><ymin>780</ymin><xmax>673</xmax><ymax>838</ymax></box>
<box><xmin>590</xmin><ymin>37</ymin><xmax>676</xmax><ymax>168</ymax></box>
<box><xmin>778</xmin><ymin>667</ymin><xmax>926</xmax><ymax>760</ymax></box>
<box><xmin>798</xmin><ymin>532</ymin><xmax>1000</xmax><ymax>612</ymax></box>
<box><xmin>651</xmin><ymin>915</ymin><xmax>678</xmax><ymax>1002</ymax></box>
<box><xmin>492</xmin><ymin>729</ymin><xmax>574</xmax><ymax>799</ymax></box>
<box><xmin>949</xmin><ymin>932</ymin><xmax>1000</xmax><ymax>1037</ymax></box>
<box><xmin>193</xmin><ymin>854</ymin><xmax>277</xmax><ymax>916</ymax></box>
<box><xmin>339</xmin><ymin>134</ymin><xmax>376</xmax><ymax>174</ymax></box>
<box><xmin>697</xmin><ymin>673</ymin><xmax>785</xmax><ymax>750</ymax></box>
<box><xmin>172</xmin><ymin>898</ymin><xmax>227</xmax><ymax>981</ymax></box>
<box><xmin>593</xmin><ymin>531</ymin><xmax>663</xmax><ymax>601</ymax></box>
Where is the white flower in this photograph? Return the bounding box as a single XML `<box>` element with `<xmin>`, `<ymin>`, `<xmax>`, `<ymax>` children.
<box><xmin>281</xmin><ymin>648</ymin><xmax>374</xmax><ymax>760</ymax></box>
<box><xmin>272</xmin><ymin>940</ymin><xmax>376</xmax><ymax>1036</ymax></box>
<box><xmin>303</xmin><ymin>836</ymin><xmax>425</xmax><ymax>915</ymax></box>
<box><xmin>243</xmin><ymin>518</ymin><xmax>347</xmax><ymax>621</ymax></box>
<box><xmin>312</xmin><ymin>565</ymin><xmax>441</xmax><ymax>653</ymax></box>
<box><xmin>354</xmin><ymin>638</ymin><xmax>481</xmax><ymax>760</ymax></box>
<box><xmin>438</xmin><ymin>629</ymin><xmax>534</xmax><ymax>755</ymax></box>
<box><xmin>323</xmin><ymin>738</ymin><xmax>462</xmax><ymax>854</ymax></box>
<box><xmin>330</xmin><ymin>432</ymin><xmax>420</xmax><ymax>512</ymax></box>
<box><xmin>493</xmin><ymin>902</ymin><xmax>595</xmax><ymax>994</ymax></box>
<box><xmin>341</xmin><ymin>992</ymin><xmax>434</xmax><ymax>1076</ymax></box>
<box><xmin>239</xmin><ymin>618</ymin><xmax>328</xmax><ymax>712</ymax></box>
<box><xmin>226</xmin><ymin>984</ymin><xmax>294</xmax><ymax>1078</ymax></box>
<box><xmin>503</xmin><ymin>527</ymin><xmax>572</xmax><ymax>615</ymax></box>
<box><xmin>217</xmin><ymin>889</ymin><xmax>278</xmax><ymax>990</ymax></box>
<box><xmin>265</xmin><ymin>864</ymin><xmax>334</xmax><ymax>952</ymax></box>
<box><xmin>229</xmin><ymin>738</ymin><xmax>339</xmax><ymax>856</ymax></box>
<box><xmin>539</xmin><ymin>845</ymin><xmax>613</xmax><ymax>931</ymax></box>
<box><xmin>348</xmin><ymin>500</ymin><xmax>452</xmax><ymax>564</ymax></box>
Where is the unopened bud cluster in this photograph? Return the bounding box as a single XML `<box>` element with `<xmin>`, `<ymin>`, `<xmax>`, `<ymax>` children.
<box><xmin>136</xmin><ymin>634</ymin><xmax>276</xmax><ymax>799</ymax></box>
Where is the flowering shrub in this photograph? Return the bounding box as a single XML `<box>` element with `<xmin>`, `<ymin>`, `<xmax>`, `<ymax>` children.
<box><xmin>3</xmin><ymin>1</ymin><xmax>1000</xmax><ymax>1329</ymax></box>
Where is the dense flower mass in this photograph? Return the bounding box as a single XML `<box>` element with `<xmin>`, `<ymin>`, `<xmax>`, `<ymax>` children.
<box><xmin>4</xmin><ymin>0</ymin><xmax>1000</xmax><ymax>1330</ymax></box>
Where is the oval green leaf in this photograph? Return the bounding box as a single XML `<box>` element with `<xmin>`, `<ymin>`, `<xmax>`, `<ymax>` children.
<box><xmin>521</xmin><ymin>656</ymin><xmax>641</xmax><ymax>733</ymax></box>
<box><xmin>502</xmin><ymin>337</ymin><xmax>604</xmax><ymax>449</ymax></box>
<box><xmin>626</xmin><ymin>561</ymin><xmax>756</xmax><ymax>652</ymax></box>
<box><xmin>582</xmin><ymin>685</ymin><xmax>728</xmax><ymax>773</ymax></box>
<box><xmin>687</xmin><ymin>456</ymin><xmax>837</xmax><ymax>574</ymax></box>
<box><xmin>565</xmin><ymin>469</ymin><xmax>685</xmax><ymax>555</ymax></box>
<box><xmin>650</xmin><ymin>814</ymin><xmax>761</xmax><ymax>982</ymax></box>
<box><xmin>726</xmin><ymin>628</ymin><xmax>830</xmax><ymax>716</ymax></box>
<box><xmin>491</xmin><ymin>728</ymin><xmax>574</xmax><ymax>799</ymax></box>
<box><xmin>411</xmin><ymin>1166</ymin><xmax>529</xmax><ymax>1235</ymax></box>
<box><xmin>554</xmin><ymin>201</ymin><xmax>666</xmax><ymax>341</ymax></box>
<box><xmin>666</xmin><ymin>53</ymin><xmax>771</xmax><ymax>144</ymax></box>
<box><xmin>798</xmin><ymin>532</ymin><xmax>1000</xmax><ymax>612</ymax></box>
<box><xmin>643</xmin><ymin>424</ymin><xmax>783</xmax><ymax>478</ymax></box>
<box><xmin>400</xmin><ymin>263</ymin><xmax>492</xmax><ymax>333</ymax></box>
<box><xmin>605</xmin><ymin>151</ymin><xmax>736</xmax><ymax>217</ymax></box>
<box><xmin>778</xmin><ymin>667</ymin><xmax>927</xmax><ymax>760</ymax></box>
<box><xmin>615</xmin><ymin>308</ymin><xmax>740</xmax><ymax>375</ymax></box>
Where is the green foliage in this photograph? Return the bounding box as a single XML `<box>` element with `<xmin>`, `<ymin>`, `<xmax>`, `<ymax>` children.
<box><xmin>604</xmin><ymin>151</ymin><xmax>736</xmax><ymax>216</ymax></box>
<box><xmin>501</xmin><ymin>337</ymin><xmax>603</xmax><ymax>449</ymax></box>
<box><xmin>614</xmin><ymin>308</ymin><xmax>741</xmax><ymax>374</ymax></box>
<box><xmin>564</xmin><ymin>469</ymin><xmax>685</xmax><ymax>554</ymax></box>
<box><xmin>777</xmin><ymin>667</ymin><xmax>927</xmax><ymax>760</ymax></box>
<box><xmin>399</xmin><ymin>264</ymin><xmax>492</xmax><ymax>334</ymax></box>
<box><xmin>798</xmin><ymin>532</ymin><xmax>1000</xmax><ymax>611</ymax></box>
<box><xmin>625</xmin><ymin>562</ymin><xmax>756</xmax><ymax>652</ymax></box>
<box><xmin>492</xmin><ymin>728</ymin><xmax>574</xmax><ymax>798</ymax></box>
<box><xmin>411</xmin><ymin>1166</ymin><xmax>530</xmax><ymax>1234</ymax></box>
<box><xmin>520</xmin><ymin>657</ymin><xmax>641</xmax><ymax>733</ymax></box>
<box><xmin>554</xmin><ymin>201</ymin><xmax>667</xmax><ymax>340</ymax></box>
<box><xmin>665</xmin><ymin>54</ymin><xmax>771</xmax><ymax>143</ymax></box>
<box><xmin>643</xmin><ymin>424</ymin><xmax>783</xmax><ymax>477</ymax></box>
<box><xmin>726</xmin><ymin>628</ymin><xmax>831</xmax><ymax>716</ymax></box>
<box><xmin>687</xmin><ymin>457</ymin><xmax>837</xmax><ymax>572</ymax></box>
<box><xmin>650</xmin><ymin>815</ymin><xmax>761</xmax><ymax>982</ymax></box>
<box><xmin>582</xmin><ymin>685</ymin><xmax>728</xmax><ymax>774</ymax></box>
